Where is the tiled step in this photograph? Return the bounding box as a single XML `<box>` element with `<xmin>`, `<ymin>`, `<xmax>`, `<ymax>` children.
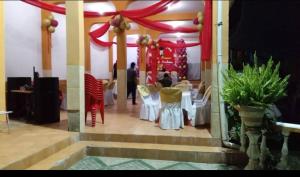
<box><xmin>27</xmin><ymin>142</ymin><xmax>86</xmax><ymax>170</ymax></box>
<box><xmin>86</xmin><ymin>141</ymin><xmax>247</xmax><ymax>166</ymax></box>
<box><xmin>26</xmin><ymin>141</ymin><xmax>247</xmax><ymax>169</ymax></box>
<box><xmin>80</xmin><ymin>133</ymin><xmax>222</xmax><ymax>147</ymax></box>
<box><xmin>2</xmin><ymin>134</ymin><xmax>79</xmax><ymax>170</ymax></box>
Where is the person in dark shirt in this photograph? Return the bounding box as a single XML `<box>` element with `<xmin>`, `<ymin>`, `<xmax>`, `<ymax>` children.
<box><xmin>127</xmin><ymin>62</ymin><xmax>138</xmax><ymax>105</ymax></box>
<box><xmin>113</xmin><ymin>61</ymin><xmax>117</xmax><ymax>80</ymax></box>
<box><xmin>160</xmin><ymin>73</ymin><xmax>172</xmax><ymax>87</ymax></box>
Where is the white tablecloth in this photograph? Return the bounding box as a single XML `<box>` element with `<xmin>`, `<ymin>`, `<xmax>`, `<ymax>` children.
<box><xmin>181</xmin><ymin>91</ymin><xmax>193</xmax><ymax>120</ymax></box>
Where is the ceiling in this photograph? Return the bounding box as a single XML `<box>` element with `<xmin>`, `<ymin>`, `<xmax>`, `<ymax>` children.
<box><xmin>127</xmin><ymin>1</ymin><xmax>203</xmax><ymax>14</ymax></box>
<box><xmin>81</xmin><ymin>1</ymin><xmax>203</xmax><ymax>14</ymax></box>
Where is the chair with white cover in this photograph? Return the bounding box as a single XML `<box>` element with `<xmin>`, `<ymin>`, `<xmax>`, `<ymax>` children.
<box><xmin>191</xmin><ymin>85</ymin><xmax>212</xmax><ymax>126</ymax></box>
<box><xmin>104</xmin><ymin>80</ymin><xmax>115</xmax><ymax>106</ymax></box>
<box><xmin>137</xmin><ymin>85</ymin><xmax>160</xmax><ymax>122</ymax></box>
<box><xmin>147</xmin><ymin>84</ymin><xmax>161</xmax><ymax>103</ymax></box>
<box><xmin>174</xmin><ymin>83</ymin><xmax>191</xmax><ymax>92</ymax></box>
<box><xmin>158</xmin><ymin>88</ymin><xmax>184</xmax><ymax>130</ymax></box>
<box><xmin>171</xmin><ymin>71</ymin><xmax>178</xmax><ymax>86</ymax></box>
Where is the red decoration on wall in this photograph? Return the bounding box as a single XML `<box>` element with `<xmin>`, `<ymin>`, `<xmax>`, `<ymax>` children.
<box><xmin>146</xmin><ymin>46</ymin><xmax>160</xmax><ymax>84</ymax></box>
<box><xmin>175</xmin><ymin>39</ymin><xmax>188</xmax><ymax>81</ymax></box>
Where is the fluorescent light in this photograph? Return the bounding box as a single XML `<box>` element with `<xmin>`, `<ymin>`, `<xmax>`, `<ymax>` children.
<box><xmin>175</xmin><ymin>33</ymin><xmax>182</xmax><ymax>38</ymax></box>
<box><xmin>84</xmin><ymin>2</ymin><xmax>115</xmax><ymax>15</ymax></box>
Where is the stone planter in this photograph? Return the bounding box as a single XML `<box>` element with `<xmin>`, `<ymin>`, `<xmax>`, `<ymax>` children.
<box><xmin>236</xmin><ymin>106</ymin><xmax>265</xmax><ymax>170</ymax></box>
<box><xmin>238</xmin><ymin>106</ymin><xmax>265</xmax><ymax>128</ymax></box>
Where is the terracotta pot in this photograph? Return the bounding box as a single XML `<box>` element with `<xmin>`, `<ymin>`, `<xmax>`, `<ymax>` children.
<box><xmin>236</xmin><ymin>106</ymin><xmax>265</xmax><ymax>128</ymax></box>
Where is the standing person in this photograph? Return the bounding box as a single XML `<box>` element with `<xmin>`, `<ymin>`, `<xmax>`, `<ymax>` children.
<box><xmin>113</xmin><ymin>61</ymin><xmax>117</xmax><ymax>80</ymax></box>
<box><xmin>127</xmin><ymin>62</ymin><xmax>138</xmax><ymax>105</ymax></box>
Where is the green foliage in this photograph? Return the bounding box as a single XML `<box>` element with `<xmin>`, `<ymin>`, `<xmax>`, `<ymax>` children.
<box><xmin>222</xmin><ymin>54</ymin><xmax>290</xmax><ymax>108</ymax></box>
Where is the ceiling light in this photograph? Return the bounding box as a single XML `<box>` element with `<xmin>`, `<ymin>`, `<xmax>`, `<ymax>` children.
<box><xmin>175</xmin><ymin>33</ymin><xmax>182</xmax><ymax>38</ymax></box>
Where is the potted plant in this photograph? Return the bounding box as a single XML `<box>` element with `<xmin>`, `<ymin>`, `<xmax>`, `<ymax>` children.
<box><xmin>222</xmin><ymin>55</ymin><xmax>290</xmax><ymax>170</ymax></box>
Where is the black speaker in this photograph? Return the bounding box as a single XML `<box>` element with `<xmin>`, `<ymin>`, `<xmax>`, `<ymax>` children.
<box><xmin>33</xmin><ymin>77</ymin><xmax>60</xmax><ymax>124</ymax></box>
<box><xmin>6</xmin><ymin>77</ymin><xmax>32</xmax><ymax>118</ymax></box>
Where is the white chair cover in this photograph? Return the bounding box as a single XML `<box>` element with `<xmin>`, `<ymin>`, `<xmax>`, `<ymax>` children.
<box><xmin>159</xmin><ymin>88</ymin><xmax>184</xmax><ymax>130</ymax></box>
<box><xmin>104</xmin><ymin>81</ymin><xmax>115</xmax><ymax>106</ymax></box>
<box><xmin>171</xmin><ymin>71</ymin><xmax>178</xmax><ymax>86</ymax></box>
<box><xmin>104</xmin><ymin>89</ymin><xmax>114</xmax><ymax>106</ymax></box>
<box><xmin>191</xmin><ymin>86</ymin><xmax>212</xmax><ymax>126</ymax></box>
<box><xmin>137</xmin><ymin>85</ymin><xmax>159</xmax><ymax>122</ymax></box>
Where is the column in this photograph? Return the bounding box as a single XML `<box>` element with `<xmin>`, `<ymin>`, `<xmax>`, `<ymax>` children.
<box><xmin>66</xmin><ymin>1</ymin><xmax>85</xmax><ymax>132</ymax></box>
<box><xmin>108</xmin><ymin>31</ymin><xmax>114</xmax><ymax>80</ymax></box>
<box><xmin>200</xmin><ymin>61</ymin><xmax>205</xmax><ymax>82</ymax></box>
<box><xmin>0</xmin><ymin>1</ymin><xmax>6</xmax><ymax>120</ymax></box>
<box><xmin>210</xmin><ymin>0</ymin><xmax>229</xmax><ymax>139</ymax></box>
<box><xmin>84</xmin><ymin>22</ymin><xmax>91</xmax><ymax>73</ymax></box>
<box><xmin>139</xmin><ymin>45</ymin><xmax>146</xmax><ymax>85</ymax></box>
<box><xmin>210</xmin><ymin>0</ymin><xmax>221</xmax><ymax>138</ymax></box>
<box><xmin>116</xmin><ymin>28</ymin><xmax>127</xmax><ymax>112</ymax></box>
<box><xmin>204</xmin><ymin>60</ymin><xmax>212</xmax><ymax>86</ymax></box>
<box><xmin>41</xmin><ymin>10</ymin><xmax>52</xmax><ymax>77</ymax></box>
<box><xmin>138</xmin><ymin>26</ymin><xmax>147</xmax><ymax>85</ymax></box>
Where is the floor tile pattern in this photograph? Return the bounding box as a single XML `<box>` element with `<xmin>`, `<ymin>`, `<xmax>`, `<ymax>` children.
<box><xmin>69</xmin><ymin>156</ymin><xmax>239</xmax><ymax>170</ymax></box>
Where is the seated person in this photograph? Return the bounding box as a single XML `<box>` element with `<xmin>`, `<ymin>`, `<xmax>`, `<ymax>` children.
<box><xmin>159</xmin><ymin>73</ymin><xmax>172</xmax><ymax>87</ymax></box>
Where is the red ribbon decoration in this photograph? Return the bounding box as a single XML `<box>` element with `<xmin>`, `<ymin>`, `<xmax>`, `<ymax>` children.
<box><xmin>200</xmin><ymin>0</ymin><xmax>212</xmax><ymax>61</ymax></box>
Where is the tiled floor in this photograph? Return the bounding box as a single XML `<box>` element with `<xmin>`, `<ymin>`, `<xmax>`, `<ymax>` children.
<box><xmin>0</xmin><ymin>97</ymin><xmax>211</xmax><ymax>169</ymax></box>
<box><xmin>69</xmin><ymin>156</ymin><xmax>239</xmax><ymax>170</ymax></box>
<box><xmin>0</xmin><ymin>120</ymin><xmax>76</xmax><ymax>169</ymax></box>
<box><xmin>47</xmin><ymin>98</ymin><xmax>211</xmax><ymax>138</ymax></box>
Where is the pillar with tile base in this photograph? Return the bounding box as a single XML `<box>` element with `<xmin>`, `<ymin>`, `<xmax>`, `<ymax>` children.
<box><xmin>41</xmin><ymin>10</ymin><xmax>52</xmax><ymax>77</ymax></box>
<box><xmin>116</xmin><ymin>28</ymin><xmax>127</xmax><ymax>112</ymax></box>
<box><xmin>210</xmin><ymin>0</ymin><xmax>221</xmax><ymax>138</ymax></box>
<box><xmin>0</xmin><ymin>1</ymin><xmax>6</xmax><ymax>121</ymax></box>
<box><xmin>66</xmin><ymin>1</ymin><xmax>85</xmax><ymax>132</ymax></box>
<box><xmin>139</xmin><ymin>45</ymin><xmax>146</xmax><ymax>85</ymax></box>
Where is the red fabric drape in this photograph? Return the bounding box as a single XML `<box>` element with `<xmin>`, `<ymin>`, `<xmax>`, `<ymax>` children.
<box><xmin>23</xmin><ymin>0</ymin><xmax>203</xmax><ymax>49</ymax></box>
<box><xmin>146</xmin><ymin>47</ymin><xmax>160</xmax><ymax>84</ymax></box>
<box><xmin>120</xmin><ymin>0</ymin><xmax>173</xmax><ymax>18</ymax></box>
<box><xmin>90</xmin><ymin>37</ymin><xmax>138</xmax><ymax>48</ymax></box>
<box><xmin>158</xmin><ymin>39</ymin><xmax>200</xmax><ymax>48</ymax></box>
<box><xmin>200</xmin><ymin>0</ymin><xmax>212</xmax><ymax>61</ymax></box>
<box><xmin>22</xmin><ymin>0</ymin><xmax>171</xmax><ymax>18</ymax></box>
<box><xmin>89</xmin><ymin>22</ymin><xmax>111</xmax><ymax>39</ymax></box>
<box><xmin>129</xmin><ymin>17</ymin><xmax>199</xmax><ymax>33</ymax></box>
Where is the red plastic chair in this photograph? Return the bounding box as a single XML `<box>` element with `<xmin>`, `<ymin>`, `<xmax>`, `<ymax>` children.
<box><xmin>84</xmin><ymin>73</ymin><xmax>104</xmax><ymax>127</ymax></box>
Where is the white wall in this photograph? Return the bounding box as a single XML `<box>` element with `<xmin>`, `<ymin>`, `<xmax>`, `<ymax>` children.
<box><xmin>112</xmin><ymin>35</ymin><xmax>138</xmax><ymax>69</ymax></box>
<box><xmin>4</xmin><ymin>1</ymin><xmax>42</xmax><ymax>78</ymax></box>
<box><xmin>90</xmin><ymin>24</ymin><xmax>109</xmax><ymax>79</ymax></box>
<box><xmin>52</xmin><ymin>13</ymin><xmax>66</xmax><ymax>79</ymax></box>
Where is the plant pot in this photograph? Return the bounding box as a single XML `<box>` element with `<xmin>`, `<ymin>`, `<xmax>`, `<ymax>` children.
<box><xmin>236</xmin><ymin>106</ymin><xmax>265</xmax><ymax>128</ymax></box>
